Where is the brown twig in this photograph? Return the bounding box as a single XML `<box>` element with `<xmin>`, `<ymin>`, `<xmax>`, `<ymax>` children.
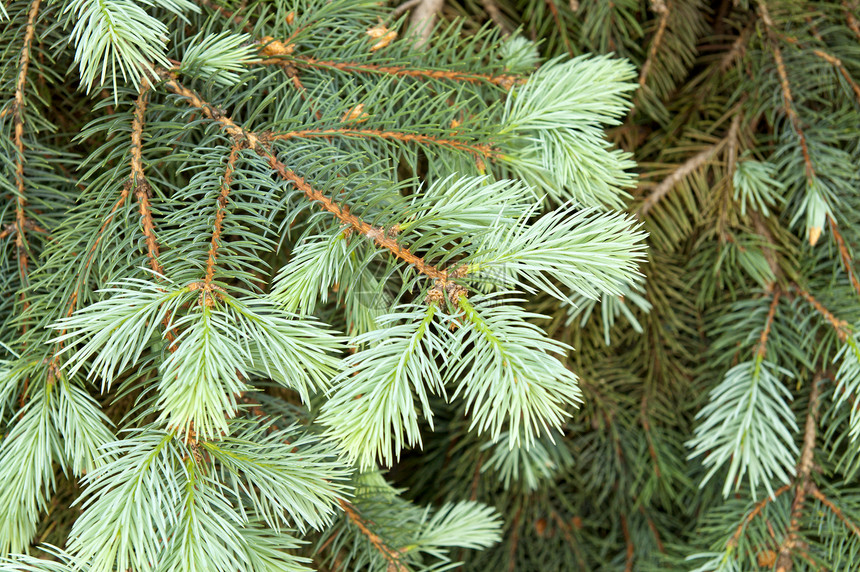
<box><xmin>338</xmin><ymin>499</ymin><xmax>409</xmax><ymax>572</ymax></box>
<box><xmin>729</xmin><ymin>485</ymin><xmax>792</xmax><ymax>548</ymax></box>
<box><xmin>271</xmin><ymin>128</ymin><xmax>496</xmax><ymax>159</ymax></box>
<box><xmin>639</xmin><ymin>506</ymin><xmax>665</xmax><ymax>553</ymax></box>
<box><xmin>620</xmin><ymin>513</ymin><xmax>634</xmax><ymax>572</ymax></box>
<box><xmin>291</xmin><ymin>56</ymin><xmax>523</xmax><ymax>89</ymax></box>
<box><xmin>12</xmin><ymin>0</ymin><xmax>43</xmax><ymax>314</ymax></box>
<box><xmin>794</xmin><ymin>286</ymin><xmax>850</xmax><ymax>341</ymax></box>
<box><xmin>639</xmin><ymin>4</ymin><xmax>670</xmax><ymax>87</ymax></box>
<box><xmin>844</xmin><ymin>2</ymin><xmax>860</xmax><ymax>41</ymax></box>
<box><xmin>638</xmin><ymin>110</ymin><xmax>743</xmax><ymax>218</ymax></box>
<box><xmin>638</xmin><ymin>145</ymin><xmax>720</xmax><ymax>217</ymax></box>
<box><xmin>162</xmin><ymin>77</ymin><xmax>453</xmax><ymax>283</ymax></box>
<box><xmin>481</xmin><ymin>0</ymin><xmax>511</xmax><ymax>34</ymax></box>
<box><xmin>809</xmin><ymin>485</ymin><xmax>860</xmax><ymax>540</ymax></box>
<box><xmin>775</xmin><ymin>375</ymin><xmax>821</xmax><ymax>571</ymax></box>
<box><xmin>544</xmin><ymin>0</ymin><xmax>573</xmax><ymax>56</ymax></box>
<box><xmin>549</xmin><ymin>510</ymin><xmax>588</xmax><ymax>567</ymax></box>
<box><xmin>507</xmin><ymin>506</ymin><xmax>522</xmax><ymax>572</ymax></box>
<box><xmin>755</xmin><ymin>289</ymin><xmax>781</xmax><ymax>359</ymax></box>
<box><xmin>204</xmin><ymin>144</ymin><xmax>243</xmax><ymax>288</ymax></box>
<box><xmin>409</xmin><ymin>0</ymin><xmax>444</xmax><ymax>47</ymax></box>
<box><xmin>828</xmin><ymin>217</ymin><xmax>860</xmax><ymax>298</ymax></box>
<box><xmin>779</xmin><ymin>34</ymin><xmax>860</xmax><ymax>105</ymax></box>
<box><xmin>758</xmin><ymin>2</ymin><xmax>815</xmax><ymax>185</ymax></box>
<box><xmin>130</xmin><ymin>84</ymin><xmax>164</xmax><ymax>277</ymax></box>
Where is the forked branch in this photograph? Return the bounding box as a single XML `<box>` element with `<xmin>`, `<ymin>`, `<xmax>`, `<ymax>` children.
<box><xmin>162</xmin><ymin>76</ymin><xmax>453</xmax><ymax>283</ymax></box>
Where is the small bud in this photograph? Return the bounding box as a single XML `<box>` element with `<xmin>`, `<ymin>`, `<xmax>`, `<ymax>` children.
<box><xmin>809</xmin><ymin>225</ymin><xmax>822</xmax><ymax>246</ymax></box>
<box><xmin>757</xmin><ymin>550</ymin><xmax>777</xmax><ymax>567</ymax></box>
<box><xmin>450</xmin><ymin>118</ymin><xmax>461</xmax><ymax>129</ymax></box>
<box><xmin>259</xmin><ymin>36</ymin><xmax>295</xmax><ymax>57</ymax></box>
<box><xmin>286</xmin><ymin>11</ymin><xmax>295</xmax><ymax>24</ymax></box>
<box><xmin>367</xmin><ymin>25</ymin><xmax>397</xmax><ymax>51</ymax></box>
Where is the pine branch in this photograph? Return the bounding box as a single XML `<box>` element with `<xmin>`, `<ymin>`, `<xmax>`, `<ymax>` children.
<box><xmin>408</xmin><ymin>0</ymin><xmax>444</xmax><ymax>47</ymax></box>
<box><xmin>11</xmin><ymin>0</ymin><xmax>42</xmax><ymax>314</ymax></box>
<box><xmin>290</xmin><ymin>56</ymin><xmax>523</xmax><ymax>88</ymax></box>
<box><xmin>844</xmin><ymin>1</ymin><xmax>860</xmax><ymax>41</ymax></box>
<box><xmin>794</xmin><ymin>286</ymin><xmax>850</xmax><ymax>341</ymax></box>
<box><xmin>338</xmin><ymin>499</ymin><xmax>410</xmax><ymax>572</ymax></box>
<box><xmin>638</xmin><ymin>3</ymin><xmax>670</xmax><ymax>87</ymax></box>
<box><xmin>638</xmin><ymin>144</ymin><xmax>719</xmax><ymax>218</ymax></box>
<box><xmin>808</xmin><ymin>485</ymin><xmax>860</xmax><ymax>541</ymax></box>
<box><xmin>754</xmin><ymin>289</ymin><xmax>780</xmax><ymax>359</ymax></box>
<box><xmin>775</xmin><ymin>375</ymin><xmax>821</xmax><ymax>571</ymax></box>
<box><xmin>204</xmin><ymin>142</ymin><xmax>242</xmax><ymax>289</ymax></box>
<box><xmin>130</xmin><ymin>82</ymin><xmax>165</xmax><ymax>277</ymax></box>
<box><xmin>828</xmin><ymin>217</ymin><xmax>860</xmax><ymax>298</ymax></box>
<box><xmin>778</xmin><ymin>33</ymin><xmax>860</xmax><ymax>105</ymax></box>
<box><xmin>506</xmin><ymin>505</ymin><xmax>521</xmax><ymax>572</ymax></box>
<box><xmin>161</xmin><ymin>76</ymin><xmax>453</xmax><ymax>283</ymax></box>
<box><xmin>542</xmin><ymin>0</ymin><xmax>572</xmax><ymax>56</ymax></box>
<box><xmin>620</xmin><ymin>513</ymin><xmax>634</xmax><ymax>572</ymax></box>
<box><xmin>271</xmin><ymin>129</ymin><xmax>496</xmax><ymax>159</ymax></box>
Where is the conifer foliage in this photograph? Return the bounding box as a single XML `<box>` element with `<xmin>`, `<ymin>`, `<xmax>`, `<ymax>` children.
<box><xmin>0</xmin><ymin>0</ymin><xmax>646</xmax><ymax>570</ymax></box>
<box><xmin>405</xmin><ymin>0</ymin><xmax>860</xmax><ymax>570</ymax></box>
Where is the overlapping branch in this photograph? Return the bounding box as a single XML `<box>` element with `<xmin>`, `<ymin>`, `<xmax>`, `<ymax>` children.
<box><xmin>755</xmin><ymin>289</ymin><xmax>781</xmax><ymax>359</ymax></box>
<box><xmin>271</xmin><ymin>128</ymin><xmax>496</xmax><ymax>159</ymax></box>
<box><xmin>203</xmin><ymin>143</ymin><xmax>242</xmax><ymax>289</ymax></box>
<box><xmin>639</xmin><ymin>3</ymin><xmax>670</xmax><ymax>87</ymax></box>
<box><xmin>162</xmin><ymin>76</ymin><xmax>453</xmax><ymax>283</ymax></box>
<box><xmin>794</xmin><ymin>286</ymin><xmax>850</xmax><ymax>341</ymax></box>
<box><xmin>758</xmin><ymin>2</ymin><xmax>813</xmax><ymax>177</ymax></box>
<box><xmin>129</xmin><ymin>82</ymin><xmax>165</xmax><ymax>277</ymax></box>
<box><xmin>288</xmin><ymin>55</ymin><xmax>523</xmax><ymax>88</ymax></box>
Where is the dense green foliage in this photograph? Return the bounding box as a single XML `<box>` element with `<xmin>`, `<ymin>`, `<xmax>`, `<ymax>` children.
<box><xmin>404</xmin><ymin>0</ymin><xmax>860</xmax><ymax>570</ymax></box>
<box><xmin>0</xmin><ymin>0</ymin><xmax>647</xmax><ymax>569</ymax></box>
<box><xmin>1</xmin><ymin>0</ymin><xmax>860</xmax><ymax>569</ymax></box>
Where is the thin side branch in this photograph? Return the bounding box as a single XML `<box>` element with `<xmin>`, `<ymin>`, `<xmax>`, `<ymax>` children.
<box><xmin>775</xmin><ymin>375</ymin><xmax>821</xmax><ymax>571</ymax></box>
<box><xmin>620</xmin><ymin>513</ymin><xmax>634</xmax><ymax>572</ymax></box>
<box><xmin>758</xmin><ymin>1</ymin><xmax>815</xmax><ymax>181</ymax></box>
<box><xmin>338</xmin><ymin>499</ymin><xmax>409</xmax><ymax>572</ymax></box>
<box><xmin>729</xmin><ymin>484</ymin><xmax>791</xmax><ymax>548</ymax></box>
<box><xmin>755</xmin><ymin>289</ymin><xmax>781</xmax><ymax>359</ymax></box>
<box><xmin>809</xmin><ymin>485</ymin><xmax>860</xmax><ymax>541</ymax></box>
<box><xmin>638</xmin><ymin>145</ymin><xmax>720</xmax><ymax>217</ymax></box>
<box><xmin>828</xmin><ymin>216</ymin><xmax>860</xmax><ymax>298</ymax></box>
<box><xmin>794</xmin><ymin>286</ymin><xmax>850</xmax><ymax>341</ymax></box>
<box><xmin>130</xmin><ymin>83</ymin><xmax>164</xmax><ymax>277</ymax></box>
<box><xmin>272</xmin><ymin>128</ymin><xmax>496</xmax><ymax>158</ymax></box>
<box><xmin>12</xmin><ymin>0</ymin><xmax>43</xmax><ymax>310</ymax></box>
<box><xmin>204</xmin><ymin>144</ymin><xmax>242</xmax><ymax>287</ymax></box>
<box><xmin>544</xmin><ymin>0</ymin><xmax>573</xmax><ymax>56</ymax></box>
<box><xmin>639</xmin><ymin>5</ymin><xmax>670</xmax><ymax>87</ymax></box>
<box><xmin>779</xmin><ymin>34</ymin><xmax>860</xmax><ymax>105</ymax></box>
<box><xmin>843</xmin><ymin>1</ymin><xmax>860</xmax><ymax>42</ymax></box>
<box><xmin>507</xmin><ymin>506</ymin><xmax>522</xmax><ymax>572</ymax></box>
<box><xmin>290</xmin><ymin>56</ymin><xmax>523</xmax><ymax>89</ymax></box>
